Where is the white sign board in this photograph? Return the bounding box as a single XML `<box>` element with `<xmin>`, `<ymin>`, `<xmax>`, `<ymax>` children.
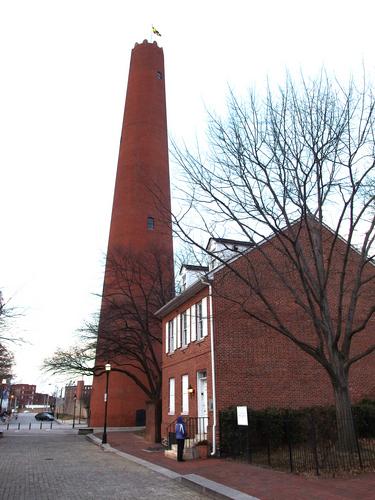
<box><xmin>236</xmin><ymin>406</ymin><xmax>248</xmax><ymax>426</ymax></box>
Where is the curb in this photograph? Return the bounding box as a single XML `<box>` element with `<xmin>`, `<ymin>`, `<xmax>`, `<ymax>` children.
<box><xmin>180</xmin><ymin>474</ymin><xmax>259</xmax><ymax>500</ymax></box>
<box><xmin>86</xmin><ymin>434</ymin><xmax>258</xmax><ymax>500</ymax></box>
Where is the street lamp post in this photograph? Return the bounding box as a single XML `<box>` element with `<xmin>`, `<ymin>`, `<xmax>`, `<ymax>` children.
<box><xmin>102</xmin><ymin>363</ymin><xmax>111</xmax><ymax>444</ymax></box>
<box><xmin>9</xmin><ymin>394</ymin><xmax>14</xmax><ymax>413</ymax></box>
<box><xmin>72</xmin><ymin>394</ymin><xmax>77</xmax><ymax>429</ymax></box>
<box><xmin>0</xmin><ymin>379</ymin><xmax>6</xmax><ymax>413</ymax></box>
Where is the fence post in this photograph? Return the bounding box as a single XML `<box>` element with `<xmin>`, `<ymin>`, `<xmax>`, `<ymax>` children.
<box><xmin>219</xmin><ymin>413</ymin><xmax>222</xmax><ymax>457</ymax></box>
<box><xmin>246</xmin><ymin>426</ymin><xmax>252</xmax><ymax>463</ymax></box>
<box><xmin>285</xmin><ymin>417</ymin><xmax>293</xmax><ymax>473</ymax></box>
<box><xmin>310</xmin><ymin>414</ymin><xmax>320</xmax><ymax>476</ymax></box>
<box><xmin>353</xmin><ymin>418</ymin><xmax>363</xmax><ymax>469</ymax></box>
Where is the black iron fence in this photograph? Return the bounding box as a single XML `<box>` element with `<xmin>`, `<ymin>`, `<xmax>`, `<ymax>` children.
<box><xmin>166</xmin><ymin>416</ymin><xmax>208</xmax><ymax>448</ymax></box>
<box><xmin>219</xmin><ymin>408</ymin><xmax>375</xmax><ymax>475</ymax></box>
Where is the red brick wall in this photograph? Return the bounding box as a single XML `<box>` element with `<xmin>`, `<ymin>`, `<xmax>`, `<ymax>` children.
<box><xmin>212</xmin><ymin>224</ymin><xmax>375</xmax><ymax>414</ymax></box>
<box><xmin>161</xmin><ymin>288</ymin><xmax>213</xmax><ymax>437</ymax></box>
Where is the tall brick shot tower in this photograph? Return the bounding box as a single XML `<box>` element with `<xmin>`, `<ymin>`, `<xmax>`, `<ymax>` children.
<box><xmin>90</xmin><ymin>40</ymin><xmax>174</xmax><ymax>433</ymax></box>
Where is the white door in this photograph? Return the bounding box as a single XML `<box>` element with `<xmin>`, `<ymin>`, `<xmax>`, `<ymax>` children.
<box><xmin>197</xmin><ymin>371</ymin><xmax>208</xmax><ymax>435</ymax></box>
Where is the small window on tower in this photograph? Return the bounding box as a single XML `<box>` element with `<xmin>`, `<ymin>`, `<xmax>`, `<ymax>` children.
<box><xmin>156</xmin><ymin>71</ymin><xmax>163</xmax><ymax>80</ymax></box>
<box><xmin>147</xmin><ymin>216</ymin><xmax>155</xmax><ymax>230</ymax></box>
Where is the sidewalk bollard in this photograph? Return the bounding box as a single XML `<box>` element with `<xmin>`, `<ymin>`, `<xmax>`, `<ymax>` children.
<box><xmin>40</xmin><ymin>422</ymin><xmax>42</xmax><ymax>430</ymax></box>
<box><xmin>18</xmin><ymin>423</ymin><xmax>20</xmax><ymax>430</ymax></box>
<box><xmin>29</xmin><ymin>422</ymin><xmax>31</xmax><ymax>430</ymax></box>
<box><xmin>7</xmin><ymin>423</ymin><xmax>9</xmax><ymax>430</ymax></box>
<box><xmin>50</xmin><ymin>421</ymin><xmax>53</xmax><ymax>430</ymax></box>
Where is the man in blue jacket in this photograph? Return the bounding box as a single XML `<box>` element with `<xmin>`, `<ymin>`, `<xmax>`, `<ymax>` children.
<box><xmin>175</xmin><ymin>415</ymin><xmax>187</xmax><ymax>462</ymax></box>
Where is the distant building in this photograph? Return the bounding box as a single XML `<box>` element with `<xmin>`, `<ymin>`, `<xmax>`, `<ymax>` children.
<box><xmin>8</xmin><ymin>384</ymin><xmax>55</xmax><ymax>411</ymax></box>
<box><xmin>63</xmin><ymin>381</ymin><xmax>91</xmax><ymax>420</ymax></box>
<box><xmin>10</xmin><ymin>384</ymin><xmax>36</xmax><ymax>408</ymax></box>
<box><xmin>32</xmin><ymin>392</ymin><xmax>54</xmax><ymax>408</ymax></box>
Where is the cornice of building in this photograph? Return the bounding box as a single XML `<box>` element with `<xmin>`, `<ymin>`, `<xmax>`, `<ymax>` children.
<box><xmin>155</xmin><ymin>279</ymin><xmax>208</xmax><ymax>318</ymax></box>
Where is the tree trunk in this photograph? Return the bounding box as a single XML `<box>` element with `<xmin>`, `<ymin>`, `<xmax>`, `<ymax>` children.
<box><xmin>332</xmin><ymin>377</ymin><xmax>357</xmax><ymax>452</ymax></box>
<box><xmin>145</xmin><ymin>399</ymin><xmax>162</xmax><ymax>443</ymax></box>
<box><xmin>154</xmin><ymin>398</ymin><xmax>162</xmax><ymax>443</ymax></box>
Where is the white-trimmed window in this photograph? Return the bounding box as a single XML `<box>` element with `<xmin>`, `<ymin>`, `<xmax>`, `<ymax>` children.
<box><xmin>168</xmin><ymin>320</ymin><xmax>174</xmax><ymax>353</ymax></box>
<box><xmin>181</xmin><ymin>311</ymin><xmax>188</xmax><ymax>346</ymax></box>
<box><xmin>195</xmin><ymin>297</ymin><xmax>208</xmax><ymax>340</ymax></box>
<box><xmin>176</xmin><ymin>315</ymin><xmax>181</xmax><ymax>349</ymax></box>
<box><xmin>196</xmin><ymin>301</ymin><xmax>203</xmax><ymax>340</ymax></box>
<box><xmin>169</xmin><ymin>378</ymin><xmax>175</xmax><ymax>415</ymax></box>
<box><xmin>191</xmin><ymin>305</ymin><xmax>196</xmax><ymax>341</ymax></box>
<box><xmin>181</xmin><ymin>374</ymin><xmax>189</xmax><ymax>414</ymax></box>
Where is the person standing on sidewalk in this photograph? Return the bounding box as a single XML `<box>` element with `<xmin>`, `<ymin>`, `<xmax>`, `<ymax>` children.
<box><xmin>175</xmin><ymin>415</ymin><xmax>187</xmax><ymax>462</ymax></box>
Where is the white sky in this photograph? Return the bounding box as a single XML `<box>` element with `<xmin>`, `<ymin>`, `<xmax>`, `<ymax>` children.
<box><xmin>0</xmin><ymin>0</ymin><xmax>373</xmax><ymax>394</ymax></box>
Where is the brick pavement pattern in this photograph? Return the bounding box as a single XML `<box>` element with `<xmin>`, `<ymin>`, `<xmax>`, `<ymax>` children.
<box><xmin>107</xmin><ymin>431</ymin><xmax>375</xmax><ymax>500</ymax></box>
<box><xmin>0</xmin><ymin>433</ymin><xmax>210</xmax><ymax>500</ymax></box>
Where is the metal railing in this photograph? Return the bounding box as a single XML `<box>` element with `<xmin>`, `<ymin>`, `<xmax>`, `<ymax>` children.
<box><xmin>166</xmin><ymin>416</ymin><xmax>209</xmax><ymax>449</ymax></box>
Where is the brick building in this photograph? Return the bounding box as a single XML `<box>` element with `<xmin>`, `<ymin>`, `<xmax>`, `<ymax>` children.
<box><xmin>8</xmin><ymin>385</ymin><xmax>55</xmax><ymax>411</ymax></box>
<box><xmin>63</xmin><ymin>381</ymin><xmax>91</xmax><ymax>419</ymax></box>
<box><xmin>157</xmin><ymin>221</ymin><xmax>375</xmax><ymax>453</ymax></box>
<box><xmin>9</xmin><ymin>384</ymin><xmax>36</xmax><ymax>408</ymax></box>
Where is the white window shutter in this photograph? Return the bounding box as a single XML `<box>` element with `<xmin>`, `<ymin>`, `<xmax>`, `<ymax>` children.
<box><xmin>176</xmin><ymin>314</ymin><xmax>181</xmax><ymax>348</ymax></box>
<box><xmin>186</xmin><ymin>308</ymin><xmax>191</xmax><ymax>345</ymax></box>
<box><xmin>173</xmin><ymin>316</ymin><xmax>177</xmax><ymax>351</ymax></box>
<box><xmin>202</xmin><ymin>296</ymin><xmax>208</xmax><ymax>337</ymax></box>
<box><xmin>191</xmin><ymin>305</ymin><xmax>197</xmax><ymax>341</ymax></box>
<box><xmin>165</xmin><ymin>321</ymin><xmax>169</xmax><ymax>353</ymax></box>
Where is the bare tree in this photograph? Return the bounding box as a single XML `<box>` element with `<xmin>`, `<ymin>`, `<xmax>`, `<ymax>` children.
<box><xmin>0</xmin><ymin>289</ymin><xmax>23</xmax><ymax>344</ymax></box>
<box><xmin>43</xmin><ymin>248</ymin><xmax>174</xmax><ymax>440</ymax></box>
<box><xmin>42</xmin><ymin>342</ymin><xmax>96</xmax><ymax>377</ymax></box>
<box><xmin>0</xmin><ymin>343</ymin><xmax>14</xmax><ymax>380</ymax></box>
<box><xmin>0</xmin><ymin>290</ymin><xmax>20</xmax><ymax>383</ymax></box>
<box><xmin>0</xmin><ymin>290</ymin><xmax>13</xmax><ymax>342</ymax></box>
<box><xmin>172</xmin><ymin>73</ymin><xmax>375</xmax><ymax>448</ymax></box>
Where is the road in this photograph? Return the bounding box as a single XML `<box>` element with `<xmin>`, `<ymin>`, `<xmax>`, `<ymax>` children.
<box><xmin>0</xmin><ymin>431</ymin><xmax>210</xmax><ymax>499</ymax></box>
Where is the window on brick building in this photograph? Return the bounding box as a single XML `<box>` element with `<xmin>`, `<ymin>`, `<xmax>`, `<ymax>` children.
<box><xmin>168</xmin><ymin>320</ymin><xmax>174</xmax><ymax>353</ymax></box>
<box><xmin>181</xmin><ymin>374</ymin><xmax>189</xmax><ymax>414</ymax></box>
<box><xmin>181</xmin><ymin>311</ymin><xmax>188</xmax><ymax>346</ymax></box>
<box><xmin>168</xmin><ymin>378</ymin><xmax>175</xmax><ymax>415</ymax></box>
<box><xmin>147</xmin><ymin>216</ymin><xmax>155</xmax><ymax>230</ymax></box>
<box><xmin>196</xmin><ymin>301</ymin><xmax>203</xmax><ymax>340</ymax></box>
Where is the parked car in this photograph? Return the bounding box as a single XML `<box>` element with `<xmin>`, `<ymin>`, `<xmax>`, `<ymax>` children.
<box><xmin>35</xmin><ymin>412</ymin><xmax>54</xmax><ymax>421</ymax></box>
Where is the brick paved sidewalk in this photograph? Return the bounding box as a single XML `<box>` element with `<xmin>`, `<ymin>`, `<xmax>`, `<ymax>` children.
<box><xmin>102</xmin><ymin>431</ymin><xmax>375</xmax><ymax>500</ymax></box>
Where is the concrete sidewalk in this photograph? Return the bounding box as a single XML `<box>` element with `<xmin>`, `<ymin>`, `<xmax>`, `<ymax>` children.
<box><xmin>87</xmin><ymin>430</ymin><xmax>375</xmax><ymax>500</ymax></box>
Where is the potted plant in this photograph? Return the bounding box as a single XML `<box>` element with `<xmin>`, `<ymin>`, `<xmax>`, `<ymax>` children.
<box><xmin>195</xmin><ymin>439</ymin><xmax>209</xmax><ymax>459</ymax></box>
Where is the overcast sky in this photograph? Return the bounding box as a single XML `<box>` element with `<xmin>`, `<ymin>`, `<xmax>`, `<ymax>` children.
<box><xmin>0</xmin><ymin>0</ymin><xmax>373</xmax><ymax>394</ymax></box>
